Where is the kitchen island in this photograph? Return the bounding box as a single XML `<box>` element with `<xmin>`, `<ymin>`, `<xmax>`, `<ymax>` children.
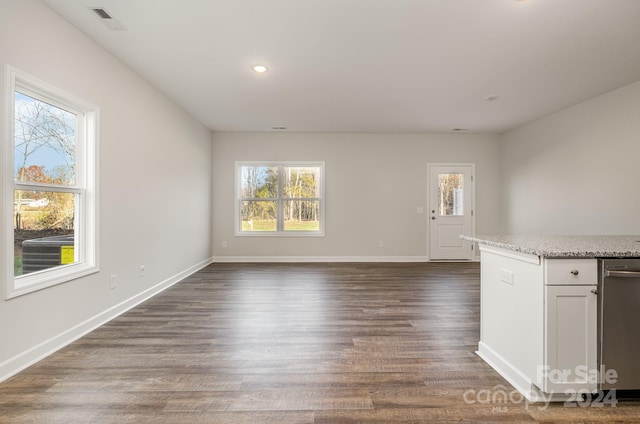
<box><xmin>462</xmin><ymin>235</ymin><xmax>640</xmax><ymax>402</ymax></box>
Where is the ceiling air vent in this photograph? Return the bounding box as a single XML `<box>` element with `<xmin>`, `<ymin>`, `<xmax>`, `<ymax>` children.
<box><xmin>92</xmin><ymin>8</ymin><xmax>111</xmax><ymax>19</ymax></box>
<box><xmin>90</xmin><ymin>7</ymin><xmax>127</xmax><ymax>30</ymax></box>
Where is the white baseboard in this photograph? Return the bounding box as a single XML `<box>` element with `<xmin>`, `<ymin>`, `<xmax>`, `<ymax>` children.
<box><xmin>477</xmin><ymin>341</ymin><xmax>537</xmax><ymax>401</ymax></box>
<box><xmin>212</xmin><ymin>255</ymin><xmax>430</xmax><ymax>263</ymax></box>
<box><xmin>0</xmin><ymin>257</ymin><xmax>213</xmax><ymax>383</ymax></box>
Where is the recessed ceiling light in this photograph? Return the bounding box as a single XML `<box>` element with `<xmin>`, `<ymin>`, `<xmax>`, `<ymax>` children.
<box><xmin>272</xmin><ymin>126</ymin><xmax>287</xmax><ymax>130</ymax></box>
<box><xmin>452</xmin><ymin>128</ymin><xmax>468</xmax><ymax>132</ymax></box>
<box><xmin>483</xmin><ymin>95</ymin><xmax>500</xmax><ymax>102</ymax></box>
<box><xmin>253</xmin><ymin>65</ymin><xmax>268</xmax><ymax>73</ymax></box>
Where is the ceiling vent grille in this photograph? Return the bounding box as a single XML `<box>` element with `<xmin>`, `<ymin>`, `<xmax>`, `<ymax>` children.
<box><xmin>90</xmin><ymin>7</ymin><xmax>127</xmax><ymax>30</ymax></box>
<box><xmin>91</xmin><ymin>8</ymin><xmax>112</xmax><ymax>19</ymax></box>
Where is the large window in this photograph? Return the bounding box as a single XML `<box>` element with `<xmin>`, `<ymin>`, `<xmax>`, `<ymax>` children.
<box><xmin>4</xmin><ymin>67</ymin><xmax>98</xmax><ymax>298</ymax></box>
<box><xmin>236</xmin><ymin>162</ymin><xmax>324</xmax><ymax>236</ymax></box>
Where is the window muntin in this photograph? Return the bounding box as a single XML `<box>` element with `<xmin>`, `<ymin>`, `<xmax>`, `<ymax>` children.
<box><xmin>237</xmin><ymin>162</ymin><xmax>324</xmax><ymax>236</ymax></box>
<box><xmin>5</xmin><ymin>67</ymin><xmax>98</xmax><ymax>298</ymax></box>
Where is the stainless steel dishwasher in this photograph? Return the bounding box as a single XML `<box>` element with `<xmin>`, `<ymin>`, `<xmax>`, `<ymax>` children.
<box><xmin>600</xmin><ymin>258</ymin><xmax>640</xmax><ymax>391</ymax></box>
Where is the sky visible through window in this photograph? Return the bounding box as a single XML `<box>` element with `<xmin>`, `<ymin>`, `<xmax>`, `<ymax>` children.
<box><xmin>14</xmin><ymin>91</ymin><xmax>76</xmax><ymax>182</ymax></box>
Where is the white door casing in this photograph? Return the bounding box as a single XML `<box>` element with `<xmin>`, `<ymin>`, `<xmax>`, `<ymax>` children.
<box><xmin>428</xmin><ymin>164</ymin><xmax>474</xmax><ymax>260</ymax></box>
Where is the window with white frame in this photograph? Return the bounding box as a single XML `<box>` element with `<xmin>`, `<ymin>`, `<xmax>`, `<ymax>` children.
<box><xmin>236</xmin><ymin>162</ymin><xmax>324</xmax><ymax>235</ymax></box>
<box><xmin>5</xmin><ymin>67</ymin><xmax>98</xmax><ymax>298</ymax></box>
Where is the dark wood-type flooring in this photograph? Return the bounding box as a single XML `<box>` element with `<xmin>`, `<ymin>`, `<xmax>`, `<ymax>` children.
<box><xmin>1</xmin><ymin>262</ymin><xmax>639</xmax><ymax>423</ymax></box>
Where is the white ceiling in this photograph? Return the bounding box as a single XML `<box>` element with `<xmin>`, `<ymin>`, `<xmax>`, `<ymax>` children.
<box><xmin>41</xmin><ymin>0</ymin><xmax>640</xmax><ymax>133</ymax></box>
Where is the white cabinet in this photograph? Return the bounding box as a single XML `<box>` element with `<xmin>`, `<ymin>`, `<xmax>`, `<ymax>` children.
<box><xmin>541</xmin><ymin>258</ymin><xmax>598</xmax><ymax>394</ymax></box>
<box><xmin>477</xmin><ymin>247</ymin><xmax>599</xmax><ymax>401</ymax></box>
<box><xmin>542</xmin><ymin>283</ymin><xmax>598</xmax><ymax>393</ymax></box>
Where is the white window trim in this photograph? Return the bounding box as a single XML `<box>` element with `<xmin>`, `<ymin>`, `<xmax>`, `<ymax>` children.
<box><xmin>235</xmin><ymin>161</ymin><xmax>325</xmax><ymax>237</ymax></box>
<box><xmin>3</xmin><ymin>66</ymin><xmax>99</xmax><ymax>299</ymax></box>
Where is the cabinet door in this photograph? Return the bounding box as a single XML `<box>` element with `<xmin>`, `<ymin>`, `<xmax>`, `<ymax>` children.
<box><xmin>542</xmin><ymin>285</ymin><xmax>598</xmax><ymax>393</ymax></box>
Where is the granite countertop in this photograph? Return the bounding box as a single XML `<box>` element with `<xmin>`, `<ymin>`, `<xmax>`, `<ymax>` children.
<box><xmin>461</xmin><ymin>235</ymin><xmax>640</xmax><ymax>258</ymax></box>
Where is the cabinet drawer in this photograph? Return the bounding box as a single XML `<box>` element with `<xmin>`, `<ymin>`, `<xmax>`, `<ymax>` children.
<box><xmin>545</xmin><ymin>259</ymin><xmax>597</xmax><ymax>285</ymax></box>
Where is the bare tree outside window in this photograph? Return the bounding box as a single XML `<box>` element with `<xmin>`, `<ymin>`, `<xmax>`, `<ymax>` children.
<box><xmin>6</xmin><ymin>68</ymin><xmax>98</xmax><ymax>298</ymax></box>
<box><xmin>283</xmin><ymin>166</ymin><xmax>320</xmax><ymax>231</ymax></box>
<box><xmin>241</xmin><ymin>166</ymin><xmax>278</xmax><ymax>231</ymax></box>
<box><xmin>13</xmin><ymin>92</ymin><xmax>77</xmax><ymax>275</ymax></box>
<box><xmin>438</xmin><ymin>173</ymin><xmax>464</xmax><ymax>216</ymax></box>
<box><xmin>238</xmin><ymin>163</ymin><xmax>323</xmax><ymax>234</ymax></box>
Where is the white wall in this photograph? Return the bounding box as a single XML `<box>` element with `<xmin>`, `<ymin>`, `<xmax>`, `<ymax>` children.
<box><xmin>501</xmin><ymin>80</ymin><xmax>640</xmax><ymax>234</ymax></box>
<box><xmin>0</xmin><ymin>0</ymin><xmax>213</xmax><ymax>380</ymax></box>
<box><xmin>212</xmin><ymin>132</ymin><xmax>502</xmax><ymax>259</ymax></box>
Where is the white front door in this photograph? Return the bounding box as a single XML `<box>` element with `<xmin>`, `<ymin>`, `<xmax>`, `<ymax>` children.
<box><xmin>428</xmin><ymin>164</ymin><xmax>474</xmax><ymax>260</ymax></box>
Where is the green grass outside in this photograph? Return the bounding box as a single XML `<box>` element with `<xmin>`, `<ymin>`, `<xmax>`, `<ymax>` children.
<box><xmin>242</xmin><ymin>220</ymin><xmax>276</xmax><ymax>231</ymax></box>
<box><xmin>14</xmin><ymin>255</ymin><xmax>23</xmax><ymax>276</ymax></box>
<box><xmin>284</xmin><ymin>220</ymin><xmax>320</xmax><ymax>231</ymax></box>
<box><xmin>242</xmin><ymin>220</ymin><xmax>319</xmax><ymax>232</ymax></box>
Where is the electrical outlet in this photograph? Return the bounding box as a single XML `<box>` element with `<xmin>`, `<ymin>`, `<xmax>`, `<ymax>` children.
<box><xmin>417</xmin><ymin>206</ymin><xmax>424</xmax><ymax>214</ymax></box>
<box><xmin>110</xmin><ymin>274</ymin><xmax>118</xmax><ymax>289</ymax></box>
<box><xmin>139</xmin><ymin>265</ymin><xmax>145</xmax><ymax>278</ymax></box>
<box><xmin>379</xmin><ymin>240</ymin><xmax>384</xmax><ymax>248</ymax></box>
<box><xmin>222</xmin><ymin>240</ymin><xmax>227</xmax><ymax>248</ymax></box>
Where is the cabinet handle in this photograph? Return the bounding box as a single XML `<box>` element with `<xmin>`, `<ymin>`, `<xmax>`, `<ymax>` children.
<box><xmin>591</xmin><ymin>288</ymin><xmax>599</xmax><ymax>295</ymax></box>
<box><xmin>570</xmin><ymin>269</ymin><xmax>579</xmax><ymax>276</ymax></box>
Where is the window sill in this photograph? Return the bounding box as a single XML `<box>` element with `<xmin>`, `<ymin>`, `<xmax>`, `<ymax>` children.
<box><xmin>6</xmin><ymin>264</ymin><xmax>99</xmax><ymax>299</ymax></box>
<box><xmin>235</xmin><ymin>231</ymin><xmax>325</xmax><ymax>237</ymax></box>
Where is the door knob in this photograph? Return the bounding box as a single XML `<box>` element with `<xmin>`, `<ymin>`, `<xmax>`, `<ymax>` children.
<box><xmin>591</xmin><ymin>288</ymin><xmax>599</xmax><ymax>295</ymax></box>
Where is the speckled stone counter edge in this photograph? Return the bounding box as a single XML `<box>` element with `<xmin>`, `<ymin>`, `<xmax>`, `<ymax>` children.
<box><xmin>461</xmin><ymin>235</ymin><xmax>640</xmax><ymax>258</ymax></box>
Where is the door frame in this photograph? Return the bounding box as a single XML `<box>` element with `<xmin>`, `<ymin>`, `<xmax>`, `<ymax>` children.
<box><xmin>426</xmin><ymin>163</ymin><xmax>476</xmax><ymax>261</ymax></box>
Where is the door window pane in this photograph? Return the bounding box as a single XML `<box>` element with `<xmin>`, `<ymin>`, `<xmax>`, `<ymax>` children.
<box><xmin>438</xmin><ymin>173</ymin><xmax>464</xmax><ymax>216</ymax></box>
